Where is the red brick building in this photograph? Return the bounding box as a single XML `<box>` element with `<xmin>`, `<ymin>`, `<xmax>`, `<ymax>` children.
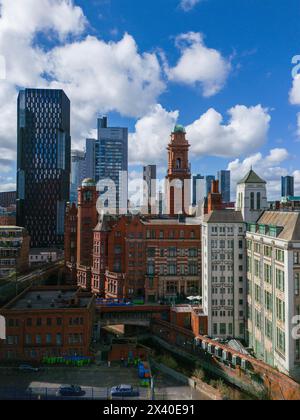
<box><xmin>90</xmin><ymin>214</ymin><xmax>202</xmax><ymax>303</ymax></box>
<box><xmin>0</xmin><ymin>286</ymin><xmax>95</xmax><ymax>361</ymax></box>
<box><xmin>64</xmin><ymin>179</ymin><xmax>98</xmax><ymax>288</ymax></box>
<box><xmin>65</xmin><ymin>127</ymin><xmax>201</xmax><ymax>303</ymax></box>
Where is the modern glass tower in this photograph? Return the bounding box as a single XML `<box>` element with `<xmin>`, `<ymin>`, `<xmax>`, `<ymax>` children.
<box><xmin>70</xmin><ymin>150</ymin><xmax>86</xmax><ymax>204</ymax></box>
<box><xmin>218</xmin><ymin>170</ymin><xmax>231</xmax><ymax>203</ymax></box>
<box><xmin>281</xmin><ymin>176</ymin><xmax>294</xmax><ymax>198</ymax></box>
<box><xmin>192</xmin><ymin>174</ymin><xmax>205</xmax><ymax>206</ymax></box>
<box><xmin>205</xmin><ymin>175</ymin><xmax>216</xmax><ymax>197</ymax></box>
<box><xmin>17</xmin><ymin>89</ymin><xmax>71</xmax><ymax>248</ymax></box>
<box><xmin>97</xmin><ymin>116</ymin><xmax>128</xmax><ymax>213</ymax></box>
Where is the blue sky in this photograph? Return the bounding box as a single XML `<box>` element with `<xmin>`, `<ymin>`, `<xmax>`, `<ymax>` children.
<box><xmin>0</xmin><ymin>0</ymin><xmax>300</xmax><ymax>199</ymax></box>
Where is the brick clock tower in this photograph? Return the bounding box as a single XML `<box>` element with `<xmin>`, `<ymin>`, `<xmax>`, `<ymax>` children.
<box><xmin>77</xmin><ymin>178</ymin><xmax>98</xmax><ymax>291</ymax></box>
<box><xmin>166</xmin><ymin>125</ymin><xmax>191</xmax><ymax>216</ymax></box>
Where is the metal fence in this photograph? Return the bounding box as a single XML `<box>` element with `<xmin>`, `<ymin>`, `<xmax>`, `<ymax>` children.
<box><xmin>0</xmin><ymin>386</ymin><xmax>149</xmax><ymax>401</ymax></box>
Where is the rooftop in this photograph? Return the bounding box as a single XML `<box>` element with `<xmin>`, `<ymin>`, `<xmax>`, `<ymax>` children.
<box><xmin>5</xmin><ymin>288</ymin><xmax>93</xmax><ymax>311</ymax></box>
<box><xmin>203</xmin><ymin>210</ymin><xmax>244</xmax><ymax>224</ymax></box>
<box><xmin>141</xmin><ymin>216</ymin><xmax>201</xmax><ymax>226</ymax></box>
<box><xmin>237</xmin><ymin>169</ymin><xmax>266</xmax><ymax>185</ymax></box>
<box><xmin>254</xmin><ymin>211</ymin><xmax>300</xmax><ymax>241</ymax></box>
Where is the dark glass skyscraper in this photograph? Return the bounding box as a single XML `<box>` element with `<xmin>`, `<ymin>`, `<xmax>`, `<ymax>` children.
<box><xmin>281</xmin><ymin>176</ymin><xmax>294</xmax><ymax>198</ymax></box>
<box><xmin>218</xmin><ymin>170</ymin><xmax>231</xmax><ymax>203</ymax></box>
<box><xmin>17</xmin><ymin>89</ymin><xmax>71</xmax><ymax>248</ymax></box>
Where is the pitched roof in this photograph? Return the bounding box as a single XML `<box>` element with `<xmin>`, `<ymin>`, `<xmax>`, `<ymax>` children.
<box><xmin>203</xmin><ymin>210</ymin><xmax>244</xmax><ymax>224</ymax></box>
<box><xmin>256</xmin><ymin>211</ymin><xmax>300</xmax><ymax>241</ymax></box>
<box><xmin>237</xmin><ymin>169</ymin><xmax>266</xmax><ymax>185</ymax></box>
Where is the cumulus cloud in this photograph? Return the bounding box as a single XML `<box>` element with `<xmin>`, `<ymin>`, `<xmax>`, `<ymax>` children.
<box><xmin>47</xmin><ymin>34</ymin><xmax>165</xmax><ymax>143</ymax></box>
<box><xmin>129</xmin><ymin>104</ymin><xmax>179</xmax><ymax>165</ymax></box>
<box><xmin>179</xmin><ymin>0</ymin><xmax>202</xmax><ymax>12</ymax></box>
<box><xmin>129</xmin><ymin>103</ymin><xmax>271</xmax><ymax>168</ymax></box>
<box><xmin>166</xmin><ymin>32</ymin><xmax>231</xmax><ymax>97</ymax></box>
<box><xmin>185</xmin><ymin>105</ymin><xmax>271</xmax><ymax>158</ymax></box>
<box><xmin>228</xmin><ymin>148</ymin><xmax>290</xmax><ymax>200</ymax></box>
<box><xmin>0</xmin><ymin>0</ymin><xmax>166</xmax><ymax>184</ymax></box>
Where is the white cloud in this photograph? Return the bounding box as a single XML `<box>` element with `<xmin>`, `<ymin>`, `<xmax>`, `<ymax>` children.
<box><xmin>289</xmin><ymin>74</ymin><xmax>300</xmax><ymax>105</ymax></box>
<box><xmin>228</xmin><ymin>148</ymin><xmax>290</xmax><ymax>200</ymax></box>
<box><xmin>129</xmin><ymin>104</ymin><xmax>271</xmax><ymax>169</ymax></box>
<box><xmin>0</xmin><ymin>0</ymin><xmax>166</xmax><ymax>174</ymax></box>
<box><xmin>129</xmin><ymin>104</ymin><xmax>179</xmax><ymax>166</ymax></box>
<box><xmin>47</xmin><ymin>34</ymin><xmax>165</xmax><ymax>145</ymax></box>
<box><xmin>186</xmin><ymin>105</ymin><xmax>271</xmax><ymax>158</ymax></box>
<box><xmin>166</xmin><ymin>32</ymin><xmax>231</xmax><ymax>97</ymax></box>
<box><xmin>179</xmin><ymin>0</ymin><xmax>202</xmax><ymax>12</ymax></box>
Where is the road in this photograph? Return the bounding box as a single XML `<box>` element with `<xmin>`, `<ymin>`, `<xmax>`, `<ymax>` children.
<box><xmin>0</xmin><ymin>365</ymin><xmax>210</xmax><ymax>400</ymax></box>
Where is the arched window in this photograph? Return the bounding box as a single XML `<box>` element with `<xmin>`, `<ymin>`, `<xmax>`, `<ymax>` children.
<box><xmin>176</xmin><ymin>158</ymin><xmax>181</xmax><ymax>169</ymax></box>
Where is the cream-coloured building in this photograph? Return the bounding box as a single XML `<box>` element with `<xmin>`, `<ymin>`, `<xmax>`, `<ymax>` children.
<box><xmin>246</xmin><ymin>211</ymin><xmax>300</xmax><ymax>380</ymax></box>
<box><xmin>202</xmin><ymin>210</ymin><xmax>247</xmax><ymax>340</ymax></box>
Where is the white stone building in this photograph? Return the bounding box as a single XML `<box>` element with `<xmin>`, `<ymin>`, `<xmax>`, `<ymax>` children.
<box><xmin>236</xmin><ymin>169</ymin><xmax>268</xmax><ymax>223</ymax></box>
<box><xmin>246</xmin><ymin>211</ymin><xmax>300</xmax><ymax>380</ymax></box>
<box><xmin>202</xmin><ymin>210</ymin><xmax>247</xmax><ymax>340</ymax></box>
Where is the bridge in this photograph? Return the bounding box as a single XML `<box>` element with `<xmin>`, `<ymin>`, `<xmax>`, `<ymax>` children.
<box><xmin>95</xmin><ymin>304</ymin><xmax>170</xmax><ymax>328</ymax></box>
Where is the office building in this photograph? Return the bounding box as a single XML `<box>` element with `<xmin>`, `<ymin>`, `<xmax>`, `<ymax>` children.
<box><xmin>246</xmin><ymin>212</ymin><xmax>300</xmax><ymax>380</ymax></box>
<box><xmin>70</xmin><ymin>150</ymin><xmax>86</xmax><ymax>204</ymax></box>
<box><xmin>202</xmin><ymin>182</ymin><xmax>246</xmax><ymax>340</ymax></box>
<box><xmin>143</xmin><ymin>165</ymin><xmax>157</xmax><ymax>214</ymax></box>
<box><xmin>0</xmin><ymin>226</ymin><xmax>30</xmax><ymax>278</ymax></box>
<box><xmin>192</xmin><ymin>174</ymin><xmax>205</xmax><ymax>206</ymax></box>
<box><xmin>205</xmin><ymin>176</ymin><xmax>216</xmax><ymax>197</ymax></box>
<box><xmin>281</xmin><ymin>176</ymin><xmax>295</xmax><ymax>198</ymax></box>
<box><xmin>0</xmin><ymin>286</ymin><xmax>95</xmax><ymax>361</ymax></box>
<box><xmin>218</xmin><ymin>170</ymin><xmax>231</xmax><ymax>203</ymax></box>
<box><xmin>16</xmin><ymin>89</ymin><xmax>71</xmax><ymax>248</ymax></box>
<box><xmin>97</xmin><ymin>116</ymin><xmax>128</xmax><ymax>214</ymax></box>
<box><xmin>0</xmin><ymin>191</ymin><xmax>16</xmax><ymax>208</ymax></box>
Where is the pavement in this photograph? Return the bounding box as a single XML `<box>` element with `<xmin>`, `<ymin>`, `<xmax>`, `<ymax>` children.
<box><xmin>0</xmin><ymin>365</ymin><xmax>210</xmax><ymax>400</ymax></box>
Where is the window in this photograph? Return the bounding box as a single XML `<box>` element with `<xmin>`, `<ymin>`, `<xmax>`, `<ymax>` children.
<box><xmin>264</xmin><ymin>291</ymin><xmax>272</xmax><ymax>312</ymax></box>
<box><xmin>254</xmin><ymin>260</ymin><xmax>261</xmax><ymax>278</ymax></box>
<box><xmin>275</xmin><ymin>269</ymin><xmax>285</xmax><ymax>292</ymax></box>
<box><xmin>46</xmin><ymin>334</ymin><xmax>52</xmax><ymax>345</ymax></box>
<box><xmin>168</xmin><ymin>263</ymin><xmax>176</xmax><ymax>276</ymax></box>
<box><xmin>56</xmin><ymin>333</ymin><xmax>62</xmax><ymax>345</ymax></box>
<box><xmin>276</xmin><ymin>298</ymin><xmax>285</xmax><ymax>322</ymax></box>
<box><xmin>276</xmin><ymin>328</ymin><xmax>286</xmax><ymax>354</ymax></box>
<box><xmin>264</xmin><ymin>264</ymin><xmax>272</xmax><ymax>284</ymax></box>
<box><xmin>250</xmin><ymin>192</ymin><xmax>255</xmax><ymax>210</ymax></box>
<box><xmin>36</xmin><ymin>335</ymin><xmax>42</xmax><ymax>345</ymax></box>
<box><xmin>220</xmin><ymin>324</ymin><xmax>226</xmax><ymax>335</ymax></box>
<box><xmin>56</xmin><ymin>318</ymin><xmax>62</xmax><ymax>326</ymax></box>
<box><xmin>295</xmin><ymin>273</ymin><xmax>300</xmax><ymax>296</ymax></box>
<box><xmin>257</xmin><ymin>192</ymin><xmax>261</xmax><ymax>210</ymax></box>
<box><xmin>275</xmin><ymin>249</ymin><xmax>285</xmax><ymax>263</ymax></box>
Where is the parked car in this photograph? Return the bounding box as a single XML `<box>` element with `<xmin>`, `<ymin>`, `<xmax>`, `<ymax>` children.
<box><xmin>110</xmin><ymin>384</ymin><xmax>139</xmax><ymax>398</ymax></box>
<box><xmin>19</xmin><ymin>364</ymin><xmax>39</xmax><ymax>372</ymax></box>
<box><xmin>56</xmin><ymin>385</ymin><xmax>85</xmax><ymax>397</ymax></box>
